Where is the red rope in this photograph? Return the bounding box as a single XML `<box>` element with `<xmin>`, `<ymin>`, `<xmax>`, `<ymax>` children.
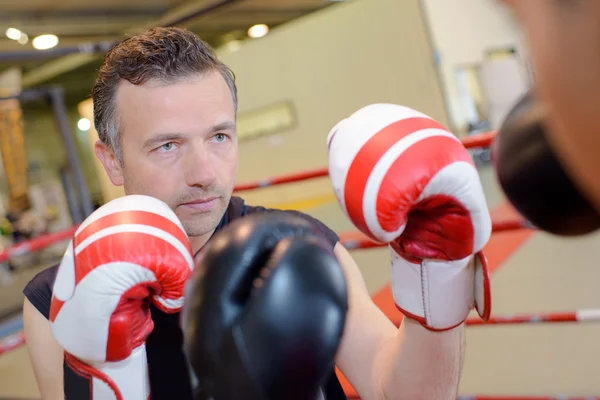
<box><xmin>0</xmin><ymin>130</ymin><xmax>499</xmax><ymax>261</ymax></box>
<box><xmin>339</xmin><ymin>218</ymin><xmax>535</xmax><ymax>250</ymax></box>
<box><xmin>0</xmin><ymin>225</ymin><xmax>79</xmax><ymax>263</ymax></box>
<box><xmin>461</xmin><ymin>130</ymin><xmax>497</xmax><ymax>149</ymax></box>
<box><xmin>233</xmin><ymin>166</ymin><xmax>329</xmax><ymax>192</ymax></box>
<box><xmin>348</xmin><ymin>395</ymin><xmax>598</xmax><ymax>400</ymax></box>
<box><xmin>0</xmin><ymin>217</ymin><xmax>532</xmax><ymax>263</ymax></box>
<box><xmin>387</xmin><ymin>309</ymin><xmax>600</xmax><ymax>328</ymax></box>
<box><xmin>0</xmin><ymin>331</ymin><xmax>24</xmax><ymax>357</ymax></box>
<box><xmin>233</xmin><ymin>131</ymin><xmax>496</xmax><ymax>192</ymax></box>
<box><xmin>491</xmin><ymin>219</ymin><xmax>536</xmax><ymax>232</ymax></box>
<box><xmin>2</xmin><ymin>310</ymin><xmax>599</xmax><ymax>357</ymax></box>
<box><xmin>457</xmin><ymin>397</ymin><xmax>600</xmax><ymax>400</ymax></box>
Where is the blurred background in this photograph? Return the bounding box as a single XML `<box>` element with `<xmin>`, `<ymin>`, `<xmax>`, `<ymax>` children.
<box><xmin>0</xmin><ymin>0</ymin><xmax>531</xmax><ymax>253</ymax></box>
<box><xmin>1</xmin><ymin>0</ymin><xmax>571</xmax><ymax>399</ymax></box>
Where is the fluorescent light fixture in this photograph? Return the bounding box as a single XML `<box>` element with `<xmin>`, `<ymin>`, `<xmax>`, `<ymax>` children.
<box><xmin>77</xmin><ymin>118</ymin><xmax>91</xmax><ymax>131</ymax></box>
<box><xmin>6</xmin><ymin>28</ymin><xmax>22</xmax><ymax>40</ymax></box>
<box><xmin>248</xmin><ymin>24</ymin><xmax>269</xmax><ymax>39</ymax></box>
<box><xmin>32</xmin><ymin>34</ymin><xmax>59</xmax><ymax>50</ymax></box>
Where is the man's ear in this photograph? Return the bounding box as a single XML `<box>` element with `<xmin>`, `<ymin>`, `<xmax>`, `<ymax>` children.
<box><xmin>94</xmin><ymin>140</ymin><xmax>124</xmax><ymax>186</ymax></box>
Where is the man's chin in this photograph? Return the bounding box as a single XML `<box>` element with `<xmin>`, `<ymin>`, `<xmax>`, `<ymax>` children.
<box><xmin>177</xmin><ymin>207</ymin><xmax>224</xmax><ymax>238</ymax></box>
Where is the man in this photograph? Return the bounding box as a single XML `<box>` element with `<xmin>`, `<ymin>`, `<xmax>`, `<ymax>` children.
<box><xmin>22</xmin><ymin>27</ymin><xmax>488</xmax><ymax>399</ymax></box>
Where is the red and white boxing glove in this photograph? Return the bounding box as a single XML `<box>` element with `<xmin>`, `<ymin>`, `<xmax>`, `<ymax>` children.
<box><xmin>327</xmin><ymin>104</ymin><xmax>492</xmax><ymax>331</ymax></box>
<box><xmin>49</xmin><ymin>195</ymin><xmax>194</xmax><ymax>400</ymax></box>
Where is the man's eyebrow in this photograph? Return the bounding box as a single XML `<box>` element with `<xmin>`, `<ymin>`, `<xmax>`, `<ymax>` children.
<box><xmin>143</xmin><ymin>133</ymin><xmax>185</xmax><ymax>149</ymax></box>
<box><xmin>211</xmin><ymin>121</ymin><xmax>236</xmax><ymax>133</ymax></box>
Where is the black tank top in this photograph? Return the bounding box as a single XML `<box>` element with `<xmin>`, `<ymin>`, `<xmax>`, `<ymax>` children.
<box><xmin>23</xmin><ymin>196</ymin><xmax>348</xmax><ymax>400</ymax></box>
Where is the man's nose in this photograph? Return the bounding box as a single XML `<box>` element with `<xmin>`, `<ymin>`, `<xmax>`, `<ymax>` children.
<box><xmin>184</xmin><ymin>144</ymin><xmax>217</xmax><ymax>188</ymax></box>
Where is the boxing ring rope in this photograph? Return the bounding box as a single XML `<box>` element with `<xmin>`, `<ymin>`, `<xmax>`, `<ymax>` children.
<box><xmin>0</xmin><ymin>332</ymin><xmax>24</xmax><ymax>357</ymax></box>
<box><xmin>390</xmin><ymin>309</ymin><xmax>600</xmax><ymax>328</ymax></box>
<box><xmin>0</xmin><ymin>215</ymin><xmax>532</xmax><ymax>260</ymax></box>
<box><xmin>231</xmin><ymin>130</ymin><xmax>497</xmax><ymax>193</ymax></box>
<box><xmin>346</xmin><ymin>396</ymin><xmax>600</xmax><ymax>400</ymax></box>
<box><xmin>0</xmin><ymin>129</ymin><xmax>593</xmax><ymax>400</ymax></box>
<box><xmin>0</xmin><ymin>225</ymin><xmax>79</xmax><ymax>263</ymax></box>
<box><xmin>2</xmin><ymin>302</ymin><xmax>599</xmax><ymax>357</ymax></box>
<box><xmin>338</xmin><ymin>218</ymin><xmax>535</xmax><ymax>250</ymax></box>
<box><xmin>464</xmin><ymin>309</ymin><xmax>600</xmax><ymax>326</ymax></box>
<box><xmin>0</xmin><ymin>130</ymin><xmax>513</xmax><ymax>263</ymax></box>
<box><xmin>456</xmin><ymin>397</ymin><xmax>600</xmax><ymax>400</ymax></box>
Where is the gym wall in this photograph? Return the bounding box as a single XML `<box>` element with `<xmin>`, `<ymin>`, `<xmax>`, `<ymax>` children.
<box><xmin>420</xmin><ymin>0</ymin><xmax>529</xmax><ymax>134</ymax></box>
<box><xmin>215</xmin><ymin>0</ymin><xmax>449</xmax><ymax>209</ymax></box>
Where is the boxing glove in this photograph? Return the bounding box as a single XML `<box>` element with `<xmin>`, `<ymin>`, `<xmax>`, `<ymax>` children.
<box><xmin>49</xmin><ymin>195</ymin><xmax>194</xmax><ymax>400</ymax></box>
<box><xmin>327</xmin><ymin>103</ymin><xmax>492</xmax><ymax>331</ymax></box>
<box><xmin>182</xmin><ymin>212</ymin><xmax>348</xmax><ymax>400</ymax></box>
<box><xmin>491</xmin><ymin>90</ymin><xmax>600</xmax><ymax>236</ymax></box>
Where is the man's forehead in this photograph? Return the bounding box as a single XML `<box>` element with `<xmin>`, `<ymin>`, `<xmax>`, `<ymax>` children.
<box><xmin>115</xmin><ymin>73</ymin><xmax>230</xmax><ymax>106</ymax></box>
<box><xmin>114</xmin><ymin>78</ymin><xmax>168</xmax><ymax>102</ymax></box>
<box><xmin>114</xmin><ymin>73</ymin><xmax>235</xmax><ymax>134</ymax></box>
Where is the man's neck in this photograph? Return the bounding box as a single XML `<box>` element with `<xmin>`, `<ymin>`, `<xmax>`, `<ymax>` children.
<box><xmin>189</xmin><ymin>230</ymin><xmax>216</xmax><ymax>256</ymax></box>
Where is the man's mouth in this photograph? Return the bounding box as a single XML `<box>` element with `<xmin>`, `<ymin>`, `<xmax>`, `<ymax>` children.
<box><xmin>181</xmin><ymin>197</ymin><xmax>219</xmax><ymax>211</ymax></box>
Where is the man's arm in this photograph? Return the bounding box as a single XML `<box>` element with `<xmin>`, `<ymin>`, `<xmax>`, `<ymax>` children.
<box><xmin>23</xmin><ymin>297</ymin><xmax>64</xmax><ymax>400</ymax></box>
<box><xmin>333</xmin><ymin>243</ymin><xmax>465</xmax><ymax>400</ymax></box>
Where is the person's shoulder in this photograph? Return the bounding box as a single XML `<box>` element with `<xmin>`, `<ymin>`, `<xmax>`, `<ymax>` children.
<box><xmin>23</xmin><ymin>264</ymin><xmax>59</xmax><ymax>319</ymax></box>
<box><xmin>234</xmin><ymin>197</ymin><xmax>340</xmax><ymax>249</ymax></box>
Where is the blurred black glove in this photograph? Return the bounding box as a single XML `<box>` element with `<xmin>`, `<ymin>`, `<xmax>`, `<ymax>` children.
<box><xmin>182</xmin><ymin>211</ymin><xmax>348</xmax><ymax>400</ymax></box>
<box><xmin>491</xmin><ymin>90</ymin><xmax>600</xmax><ymax>235</ymax></box>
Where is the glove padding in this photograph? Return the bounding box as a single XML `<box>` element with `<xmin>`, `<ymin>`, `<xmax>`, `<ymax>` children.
<box><xmin>49</xmin><ymin>195</ymin><xmax>194</xmax><ymax>400</ymax></box>
<box><xmin>182</xmin><ymin>212</ymin><xmax>348</xmax><ymax>400</ymax></box>
<box><xmin>327</xmin><ymin>103</ymin><xmax>492</xmax><ymax>330</ymax></box>
<box><xmin>491</xmin><ymin>90</ymin><xmax>600</xmax><ymax>236</ymax></box>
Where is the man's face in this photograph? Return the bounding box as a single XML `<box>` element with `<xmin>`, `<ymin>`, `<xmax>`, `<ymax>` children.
<box><xmin>97</xmin><ymin>71</ymin><xmax>238</xmax><ymax>240</ymax></box>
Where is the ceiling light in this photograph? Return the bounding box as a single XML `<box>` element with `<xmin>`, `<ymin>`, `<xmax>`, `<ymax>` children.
<box><xmin>32</xmin><ymin>34</ymin><xmax>59</xmax><ymax>50</ymax></box>
<box><xmin>248</xmin><ymin>24</ymin><xmax>269</xmax><ymax>39</ymax></box>
<box><xmin>17</xmin><ymin>33</ymin><xmax>28</xmax><ymax>45</ymax></box>
<box><xmin>6</xmin><ymin>28</ymin><xmax>22</xmax><ymax>41</ymax></box>
<box><xmin>77</xmin><ymin>118</ymin><xmax>91</xmax><ymax>132</ymax></box>
<box><xmin>226</xmin><ymin>40</ymin><xmax>242</xmax><ymax>52</ymax></box>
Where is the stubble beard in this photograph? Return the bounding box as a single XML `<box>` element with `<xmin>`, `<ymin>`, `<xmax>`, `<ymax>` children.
<box><xmin>175</xmin><ymin>191</ymin><xmax>231</xmax><ymax>238</ymax></box>
<box><xmin>122</xmin><ymin>171</ymin><xmax>231</xmax><ymax>238</ymax></box>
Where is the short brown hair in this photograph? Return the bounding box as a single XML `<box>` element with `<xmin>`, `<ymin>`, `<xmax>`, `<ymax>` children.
<box><xmin>91</xmin><ymin>27</ymin><xmax>238</xmax><ymax>162</ymax></box>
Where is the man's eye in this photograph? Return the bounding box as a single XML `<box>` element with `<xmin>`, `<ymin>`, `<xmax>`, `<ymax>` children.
<box><xmin>161</xmin><ymin>142</ymin><xmax>175</xmax><ymax>151</ymax></box>
<box><xmin>214</xmin><ymin>134</ymin><xmax>227</xmax><ymax>142</ymax></box>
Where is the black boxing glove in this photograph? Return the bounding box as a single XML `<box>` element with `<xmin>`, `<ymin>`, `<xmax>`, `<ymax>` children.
<box><xmin>491</xmin><ymin>90</ymin><xmax>600</xmax><ymax>236</ymax></box>
<box><xmin>182</xmin><ymin>212</ymin><xmax>348</xmax><ymax>400</ymax></box>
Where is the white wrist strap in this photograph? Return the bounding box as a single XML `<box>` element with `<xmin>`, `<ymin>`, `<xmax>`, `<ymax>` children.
<box><xmin>390</xmin><ymin>246</ymin><xmax>474</xmax><ymax>330</ymax></box>
<box><xmin>67</xmin><ymin>344</ymin><xmax>151</xmax><ymax>400</ymax></box>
